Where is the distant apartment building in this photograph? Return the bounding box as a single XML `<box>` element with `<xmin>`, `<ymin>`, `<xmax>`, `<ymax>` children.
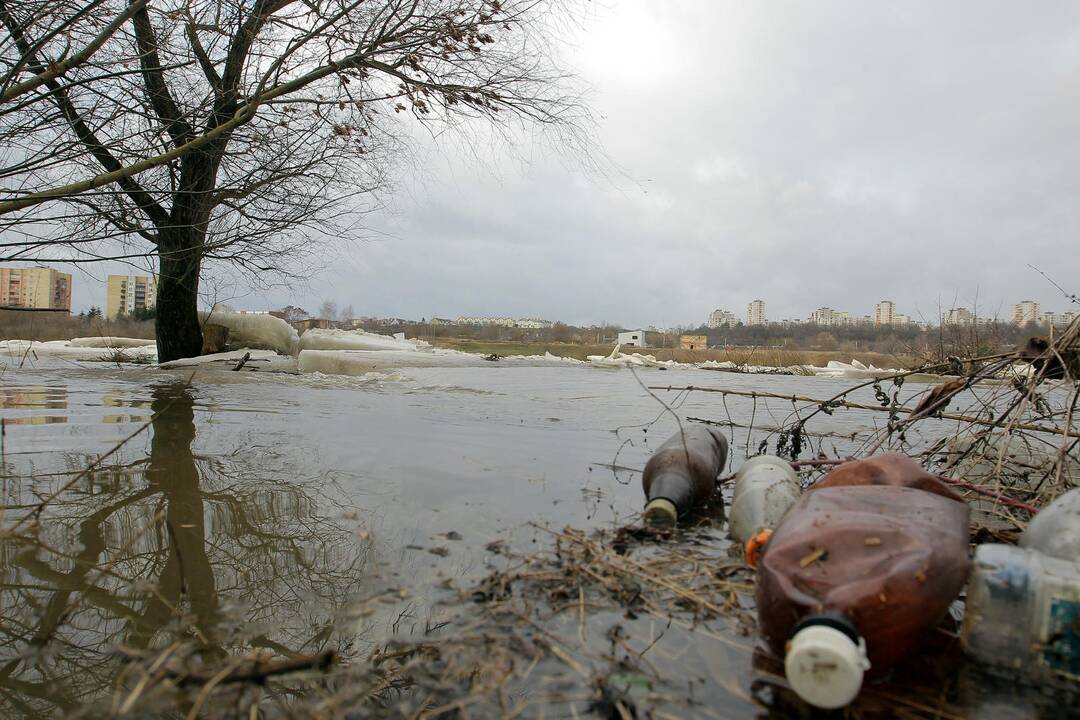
<box><xmin>106</xmin><ymin>274</ymin><xmax>157</xmax><ymax>319</ymax></box>
<box><xmin>1042</xmin><ymin>310</ymin><xmax>1079</xmax><ymax>328</ymax></box>
<box><xmin>0</xmin><ymin>266</ymin><xmax>72</xmax><ymax>310</ymax></box>
<box><xmin>1012</xmin><ymin>301</ymin><xmax>1041</xmax><ymax>325</ymax></box>
<box><xmin>945</xmin><ymin>308</ymin><xmax>975</xmax><ymax>326</ymax></box>
<box><xmin>809</xmin><ymin>307</ymin><xmax>850</xmax><ymax>326</ymax></box>
<box><xmin>516</xmin><ymin>318</ymin><xmax>555</xmax><ymax>329</ymax></box>
<box><xmin>747</xmin><ymin>300</ymin><xmax>766</xmax><ymax>326</ymax></box>
<box><xmin>873</xmin><ymin>300</ymin><xmax>895</xmax><ymax>326</ymax></box>
<box><xmin>1054</xmin><ymin>310</ymin><xmax>1079</xmax><ymax>328</ymax></box>
<box><xmin>456</xmin><ymin>316</ymin><xmax>515</xmax><ymax>327</ymax></box>
<box><xmin>707</xmin><ymin>308</ymin><xmax>738</xmax><ymax>328</ymax></box>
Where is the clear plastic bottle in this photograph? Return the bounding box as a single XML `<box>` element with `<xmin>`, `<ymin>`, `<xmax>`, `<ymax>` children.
<box><xmin>961</xmin><ymin>488</ymin><xmax>1080</xmax><ymax>687</ymax></box>
<box><xmin>641</xmin><ymin>425</ymin><xmax>728</xmax><ymax>526</ymax></box>
<box><xmin>728</xmin><ymin>455</ymin><xmax>800</xmax><ymax>567</ymax></box>
<box><xmin>1019</xmin><ymin>487</ymin><xmax>1080</xmax><ymax>562</ymax></box>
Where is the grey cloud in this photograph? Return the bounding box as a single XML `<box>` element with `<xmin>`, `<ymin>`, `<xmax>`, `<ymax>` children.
<box><xmin>69</xmin><ymin>1</ymin><xmax>1080</xmax><ymax>325</ymax></box>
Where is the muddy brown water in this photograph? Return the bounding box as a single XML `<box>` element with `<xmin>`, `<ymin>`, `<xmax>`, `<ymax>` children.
<box><xmin>0</xmin><ymin>360</ymin><xmax>1066</xmax><ymax>717</ymax></box>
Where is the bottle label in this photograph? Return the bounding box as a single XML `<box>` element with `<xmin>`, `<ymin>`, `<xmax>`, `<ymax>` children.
<box><xmin>1044</xmin><ymin>596</ymin><xmax>1080</xmax><ymax>680</ymax></box>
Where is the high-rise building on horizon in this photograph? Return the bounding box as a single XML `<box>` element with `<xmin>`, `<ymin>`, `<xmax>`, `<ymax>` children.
<box><xmin>873</xmin><ymin>300</ymin><xmax>895</xmax><ymax>326</ymax></box>
<box><xmin>945</xmin><ymin>308</ymin><xmax>975</xmax><ymax>326</ymax></box>
<box><xmin>0</xmin><ymin>266</ymin><xmax>72</xmax><ymax>311</ymax></box>
<box><xmin>707</xmin><ymin>308</ymin><xmax>738</xmax><ymax>328</ymax></box>
<box><xmin>809</xmin><ymin>307</ymin><xmax>851</xmax><ymax>326</ymax></box>
<box><xmin>106</xmin><ymin>274</ymin><xmax>157</xmax><ymax>319</ymax></box>
<box><xmin>747</xmin><ymin>299</ymin><xmax>766</xmax><ymax>326</ymax></box>
<box><xmin>1012</xmin><ymin>300</ymin><xmax>1041</xmax><ymax>325</ymax></box>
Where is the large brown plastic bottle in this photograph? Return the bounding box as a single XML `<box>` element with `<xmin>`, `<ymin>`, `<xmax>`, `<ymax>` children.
<box><xmin>641</xmin><ymin>425</ymin><xmax>728</xmax><ymax>526</ymax></box>
<box><xmin>756</xmin><ymin>454</ymin><xmax>970</xmax><ymax>709</ymax></box>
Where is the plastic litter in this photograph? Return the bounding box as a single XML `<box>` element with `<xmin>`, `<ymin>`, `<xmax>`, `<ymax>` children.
<box><xmin>756</xmin><ymin>454</ymin><xmax>971</xmax><ymax>709</ymax></box>
<box><xmin>1018</xmin><ymin>487</ymin><xmax>1080</xmax><ymax>562</ymax></box>
<box><xmin>728</xmin><ymin>455</ymin><xmax>800</xmax><ymax>568</ymax></box>
<box><xmin>640</xmin><ymin>425</ymin><xmax>728</xmax><ymax>526</ymax></box>
<box><xmin>961</xmin><ymin>488</ymin><xmax>1080</xmax><ymax>687</ymax></box>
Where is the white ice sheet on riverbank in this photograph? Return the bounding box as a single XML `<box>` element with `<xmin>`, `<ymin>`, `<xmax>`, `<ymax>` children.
<box><xmin>297</xmin><ymin>328</ymin><xmax>431</xmax><ymax>353</ymax></box>
<box><xmin>0</xmin><ymin>339</ymin><xmax>157</xmax><ymax>363</ymax></box>
<box><xmin>157</xmin><ymin>348</ymin><xmax>293</xmax><ymax>371</ymax></box>
<box><xmin>199</xmin><ymin>310</ymin><xmax>299</xmax><ymax>355</ymax></box>
<box><xmin>502</xmin><ymin>352</ymin><xmax>584</xmax><ymax>365</ymax></box>
<box><xmin>69</xmin><ymin>336</ymin><xmax>157</xmax><ymax>348</ymax></box>
<box><xmin>587</xmin><ymin>345</ymin><xmax>680</xmax><ymax>369</ymax></box>
<box><xmin>298</xmin><ymin>348</ymin><xmax>493</xmax><ymax>374</ymax></box>
<box><xmin>804</xmin><ymin>359</ymin><xmax>904</xmax><ymax>379</ymax></box>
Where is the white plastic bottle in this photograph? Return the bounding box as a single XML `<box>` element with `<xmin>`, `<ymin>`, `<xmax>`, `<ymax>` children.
<box><xmin>729</xmin><ymin>455</ymin><xmax>801</xmax><ymax>567</ymax></box>
<box><xmin>961</xmin><ymin>489</ymin><xmax>1080</xmax><ymax>687</ymax></box>
<box><xmin>1019</xmin><ymin>487</ymin><xmax>1080</xmax><ymax>561</ymax></box>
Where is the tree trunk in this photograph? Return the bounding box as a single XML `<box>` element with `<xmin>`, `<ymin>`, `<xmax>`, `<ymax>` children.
<box><xmin>155</xmin><ymin>240</ymin><xmax>204</xmax><ymax>362</ymax></box>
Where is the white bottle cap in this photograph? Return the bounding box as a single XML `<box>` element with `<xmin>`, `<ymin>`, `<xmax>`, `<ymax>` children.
<box><xmin>643</xmin><ymin>498</ymin><xmax>678</xmax><ymax>527</ymax></box>
<box><xmin>785</xmin><ymin>624</ymin><xmax>870</xmax><ymax>709</ymax></box>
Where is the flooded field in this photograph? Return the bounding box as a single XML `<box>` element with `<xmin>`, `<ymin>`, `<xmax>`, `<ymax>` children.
<box><xmin>0</xmin><ymin>360</ymin><xmax>1069</xmax><ymax>717</ymax></box>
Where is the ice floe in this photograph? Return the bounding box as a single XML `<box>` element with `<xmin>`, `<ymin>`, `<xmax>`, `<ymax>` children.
<box><xmin>297</xmin><ymin>348</ymin><xmax>493</xmax><ymax>375</ymax></box>
<box><xmin>68</xmin><ymin>336</ymin><xmax>157</xmax><ymax>348</ymax></box>
<box><xmin>0</xmin><ymin>339</ymin><xmax>157</xmax><ymax>363</ymax></box>
<box><xmin>297</xmin><ymin>328</ymin><xmax>431</xmax><ymax>352</ymax></box>
<box><xmin>587</xmin><ymin>345</ymin><xmax>679</xmax><ymax>369</ymax></box>
<box><xmin>157</xmin><ymin>348</ymin><xmax>292</xmax><ymax>371</ymax></box>
<box><xmin>198</xmin><ymin>310</ymin><xmax>299</xmax><ymax>355</ymax></box>
<box><xmin>804</xmin><ymin>359</ymin><xmax>905</xmax><ymax>379</ymax></box>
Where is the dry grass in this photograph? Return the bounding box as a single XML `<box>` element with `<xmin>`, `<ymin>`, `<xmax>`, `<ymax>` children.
<box><xmin>103</xmin><ymin>519</ymin><xmax>978</xmax><ymax>719</ymax></box>
<box><xmin>0</xmin><ymin>309</ymin><xmax>155</xmax><ymax>342</ymax></box>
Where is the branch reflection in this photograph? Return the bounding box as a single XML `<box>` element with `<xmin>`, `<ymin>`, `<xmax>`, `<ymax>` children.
<box><xmin>0</xmin><ymin>382</ymin><xmax>374</xmax><ymax>717</ymax></box>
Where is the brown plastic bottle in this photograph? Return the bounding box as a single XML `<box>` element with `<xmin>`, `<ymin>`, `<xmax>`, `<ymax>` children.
<box><xmin>756</xmin><ymin>454</ymin><xmax>970</xmax><ymax>709</ymax></box>
<box><xmin>641</xmin><ymin>425</ymin><xmax>728</xmax><ymax>526</ymax></box>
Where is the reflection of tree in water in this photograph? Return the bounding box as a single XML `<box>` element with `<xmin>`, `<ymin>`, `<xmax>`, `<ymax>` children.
<box><xmin>0</xmin><ymin>383</ymin><xmax>372</xmax><ymax>717</ymax></box>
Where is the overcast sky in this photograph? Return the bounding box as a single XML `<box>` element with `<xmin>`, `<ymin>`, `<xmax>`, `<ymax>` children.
<box><xmin>73</xmin><ymin>1</ymin><xmax>1080</xmax><ymax>327</ymax></box>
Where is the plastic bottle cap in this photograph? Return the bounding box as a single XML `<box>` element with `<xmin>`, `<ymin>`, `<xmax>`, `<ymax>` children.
<box><xmin>744</xmin><ymin>528</ymin><xmax>772</xmax><ymax>568</ymax></box>
<box><xmin>785</xmin><ymin>624</ymin><xmax>870</xmax><ymax>709</ymax></box>
<box><xmin>643</xmin><ymin>498</ymin><xmax>678</xmax><ymax>527</ymax></box>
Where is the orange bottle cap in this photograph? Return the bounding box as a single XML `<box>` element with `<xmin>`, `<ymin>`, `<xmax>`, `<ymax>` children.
<box><xmin>745</xmin><ymin>529</ymin><xmax>772</xmax><ymax>568</ymax></box>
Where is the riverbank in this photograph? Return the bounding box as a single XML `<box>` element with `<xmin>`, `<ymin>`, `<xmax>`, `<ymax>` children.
<box><xmin>428</xmin><ymin>337</ymin><xmax>917</xmax><ymax>368</ymax></box>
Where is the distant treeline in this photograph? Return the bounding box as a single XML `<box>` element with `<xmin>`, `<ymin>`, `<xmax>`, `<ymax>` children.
<box><xmin>0</xmin><ymin>310</ymin><xmax>155</xmax><ymax>342</ymax></box>
<box><xmin>376</xmin><ymin>318</ymin><xmax>1049</xmax><ymax>364</ymax></box>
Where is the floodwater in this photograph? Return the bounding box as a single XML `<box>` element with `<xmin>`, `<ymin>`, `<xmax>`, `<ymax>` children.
<box><xmin>0</xmin><ymin>359</ymin><xmax>1066</xmax><ymax>717</ymax></box>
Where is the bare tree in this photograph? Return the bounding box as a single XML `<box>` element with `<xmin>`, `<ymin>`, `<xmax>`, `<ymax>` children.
<box><xmin>341</xmin><ymin>303</ymin><xmax>354</xmax><ymax>322</ymax></box>
<box><xmin>318</xmin><ymin>299</ymin><xmax>338</xmax><ymax>321</ymax></box>
<box><xmin>0</xmin><ymin>0</ymin><xmax>585</xmax><ymax>360</ymax></box>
